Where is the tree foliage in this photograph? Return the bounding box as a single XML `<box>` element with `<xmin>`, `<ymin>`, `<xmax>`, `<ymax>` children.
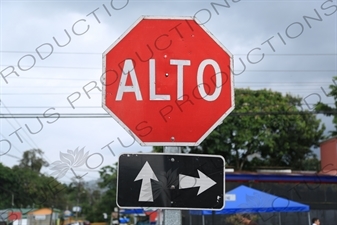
<box><xmin>17</xmin><ymin>148</ymin><xmax>49</xmax><ymax>173</ymax></box>
<box><xmin>84</xmin><ymin>164</ymin><xmax>118</xmax><ymax>223</ymax></box>
<box><xmin>192</xmin><ymin>88</ymin><xmax>325</xmax><ymax>170</ymax></box>
<box><xmin>0</xmin><ymin>162</ymin><xmax>66</xmax><ymax>210</ymax></box>
<box><xmin>0</xmin><ymin>149</ymin><xmax>66</xmax><ymax>210</ymax></box>
<box><xmin>315</xmin><ymin>76</ymin><xmax>337</xmax><ymax>136</ymax></box>
<box><xmin>154</xmin><ymin>88</ymin><xmax>325</xmax><ymax>171</ymax></box>
<box><xmin>0</xmin><ymin>149</ymin><xmax>119</xmax><ymax>223</ymax></box>
<box><xmin>0</xmin><ymin>163</ymin><xmax>16</xmax><ymax>208</ymax></box>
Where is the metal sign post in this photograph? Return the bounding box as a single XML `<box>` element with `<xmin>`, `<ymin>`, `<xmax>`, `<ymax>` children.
<box><xmin>163</xmin><ymin>146</ymin><xmax>181</xmax><ymax>225</ymax></box>
<box><xmin>104</xmin><ymin>15</ymin><xmax>233</xmax><ymax>225</ymax></box>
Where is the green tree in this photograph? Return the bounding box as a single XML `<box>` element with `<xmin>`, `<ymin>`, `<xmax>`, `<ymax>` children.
<box><xmin>0</xmin><ymin>162</ymin><xmax>67</xmax><ymax>209</ymax></box>
<box><xmin>10</xmin><ymin>165</ymin><xmax>67</xmax><ymax>209</ymax></box>
<box><xmin>0</xmin><ymin>148</ymin><xmax>69</xmax><ymax>210</ymax></box>
<box><xmin>315</xmin><ymin>76</ymin><xmax>337</xmax><ymax>136</ymax></box>
<box><xmin>65</xmin><ymin>175</ymin><xmax>90</xmax><ymax>219</ymax></box>
<box><xmin>302</xmin><ymin>156</ymin><xmax>320</xmax><ymax>171</ymax></box>
<box><xmin>85</xmin><ymin>165</ymin><xmax>118</xmax><ymax>222</ymax></box>
<box><xmin>188</xmin><ymin>88</ymin><xmax>325</xmax><ymax>171</ymax></box>
<box><xmin>0</xmin><ymin>163</ymin><xmax>16</xmax><ymax>208</ymax></box>
<box><xmin>17</xmin><ymin>149</ymin><xmax>49</xmax><ymax>173</ymax></box>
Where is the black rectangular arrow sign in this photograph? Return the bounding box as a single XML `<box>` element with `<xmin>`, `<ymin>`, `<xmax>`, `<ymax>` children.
<box><xmin>117</xmin><ymin>153</ymin><xmax>225</xmax><ymax>210</ymax></box>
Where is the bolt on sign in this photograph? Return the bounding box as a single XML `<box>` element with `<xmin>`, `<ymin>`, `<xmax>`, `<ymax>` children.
<box><xmin>102</xmin><ymin>16</ymin><xmax>234</xmax><ymax>146</ymax></box>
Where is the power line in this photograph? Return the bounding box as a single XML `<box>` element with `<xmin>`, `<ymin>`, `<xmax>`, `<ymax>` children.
<box><xmin>0</xmin><ymin>105</ymin><xmax>37</xmax><ymax>151</ymax></box>
<box><xmin>0</xmin><ymin>101</ymin><xmax>52</xmax><ymax>163</ymax></box>
<box><xmin>0</xmin><ymin>81</ymin><xmax>334</xmax><ymax>87</ymax></box>
<box><xmin>0</xmin><ymin>88</ymin><xmax>333</xmax><ymax>95</ymax></box>
<box><xmin>1</xmin><ymin>153</ymin><xmax>21</xmax><ymax>160</ymax></box>
<box><xmin>0</xmin><ymin>65</ymin><xmax>100</xmax><ymax>70</ymax></box>
<box><xmin>0</xmin><ymin>111</ymin><xmax>336</xmax><ymax>119</ymax></box>
<box><xmin>0</xmin><ymin>51</ymin><xmax>101</xmax><ymax>55</ymax></box>
<box><xmin>0</xmin><ymin>103</ymin><xmax>336</xmax><ymax>109</ymax></box>
<box><xmin>0</xmin><ymin>106</ymin><xmax>101</xmax><ymax>108</ymax></box>
<box><xmin>0</xmin><ymin>65</ymin><xmax>335</xmax><ymax>72</ymax></box>
<box><xmin>1</xmin><ymin>51</ymin><xmax>336</xmax><ymax>56</ymax></box>
<box><xmin>0</xmin><ymin>133</ymin><xmax>24</xmax><ymax>156</ymax></box>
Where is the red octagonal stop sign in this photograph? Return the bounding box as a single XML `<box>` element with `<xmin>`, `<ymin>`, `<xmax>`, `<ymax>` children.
<box><xmin>102</xmin><ymin>16</ymin><xmax>234</xmax><ymax>146</ymax></box>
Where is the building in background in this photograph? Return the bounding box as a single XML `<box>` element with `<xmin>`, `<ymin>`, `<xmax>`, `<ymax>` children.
<box><xmin>27</xmin><ymin>208</ymin><xmax>60</xmax><ymax>225</ymax></box>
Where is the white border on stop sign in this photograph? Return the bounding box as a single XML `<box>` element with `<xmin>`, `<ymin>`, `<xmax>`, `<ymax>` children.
<box><xmin>101</xmin><ymin>15</ymin><xmax>234</xmax><ymax>147</ymax></box>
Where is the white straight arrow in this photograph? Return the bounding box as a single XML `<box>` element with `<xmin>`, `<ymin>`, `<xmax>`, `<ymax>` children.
<box><xmin>179</xmin><ymin>170</ymin><xmax>216</xmax><ymax>195</ymax></box>
<box><xmin>134</xmin><ymin>161</ymin><xmax>158</xmax><ymax>202</ymax></box>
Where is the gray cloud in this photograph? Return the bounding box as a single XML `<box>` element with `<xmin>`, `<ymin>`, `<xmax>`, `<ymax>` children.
<box><xmin>0</xmin><ymin>0</ymin><xmax>336</xmax><ymax>181</ymax></box>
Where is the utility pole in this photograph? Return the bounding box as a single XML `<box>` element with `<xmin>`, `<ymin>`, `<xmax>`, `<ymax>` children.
<box><xmin>73</xmin><ymin>175</ymin><xmax>82</xmax><ymax>221</ymax></box>
<box><xmin>76</xmin><ymin>178</ymin><xmax>80</xmax><ymax>221</ymax></box>
<box><xmin>49</xmin><ymin>206</ymin><xmax>54</xmax><ymax>225</ymax></box>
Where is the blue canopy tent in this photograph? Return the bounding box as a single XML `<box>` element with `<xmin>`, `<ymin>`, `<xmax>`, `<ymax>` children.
<box><xmin>120</xmin><ymin>209</ymin><xmax>145</xmax><ymax>215</ymax></box>
<box><xmin>119</xmin><ymin>209</ymin><xmax>158</xmax><ymax>224</ymax></box>
<box><xmin>190</xmin><ymin>185</ymin><xmax>310</xmax><ymax>225</ymax></box>
<box><xmin>119</xmin><ymin>209</ymin><xmax>145</xmax><ymax>224</ymax></box>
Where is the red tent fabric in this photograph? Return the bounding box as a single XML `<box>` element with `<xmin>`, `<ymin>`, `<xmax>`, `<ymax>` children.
<box><xmin>8</xmin><ymin>212</ymin><xmax>21</xmax><ymax>221</ymax></box>
<box><xmin>145</xmin><ymin>211</ymin><xmax>157</xmax><ymax>223</ymax></box>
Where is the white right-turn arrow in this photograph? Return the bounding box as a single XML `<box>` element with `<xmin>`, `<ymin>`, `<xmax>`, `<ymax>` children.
<box><xmin>179</xmin><ymin>170</ymin><xmax>216</xmax><ymax>195</ymax></box>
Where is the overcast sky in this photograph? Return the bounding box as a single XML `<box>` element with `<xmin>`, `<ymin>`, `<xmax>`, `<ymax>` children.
<box><xmin>0</xmin><ymin>0</ymin><xmax>336</xmax><ymax>183</ymax></box>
